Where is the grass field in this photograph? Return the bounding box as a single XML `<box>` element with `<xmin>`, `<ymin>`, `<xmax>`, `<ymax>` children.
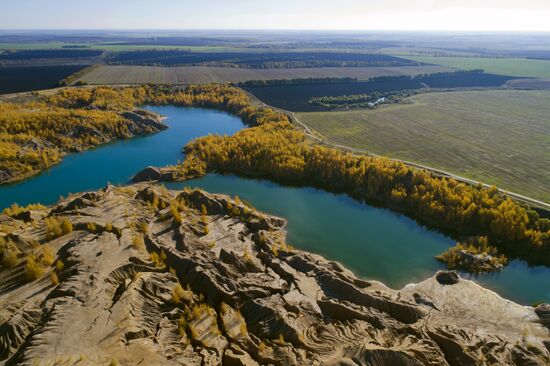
<box><xmin>76</xmin><ymin>65</ymin><xmax>454</xmax><ymax>85</ymax></box>
<box><xmin>400</xmin><ymin>56</ymin><xmax>550</xmax><ymax>78</ymax></box>
<box><xmin>297</xmin><ymin>90</ymin><xmax>550</xmax><ymax>202</ymax></box>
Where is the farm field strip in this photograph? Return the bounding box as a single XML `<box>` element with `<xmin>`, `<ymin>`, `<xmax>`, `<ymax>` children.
<box><xmin>75</xmin><ymin>65</ymin><xmax>455</xmax><ymax>85</ymax></box>
<box><xmin>295</xmin><ymin>90</ymin><xmax>550</xmax><ymax>203</ymax></box>
<box><xmin>399</xmin><ymin>55</ymin><xmax>550</xmax><ymax>78</ymax></box>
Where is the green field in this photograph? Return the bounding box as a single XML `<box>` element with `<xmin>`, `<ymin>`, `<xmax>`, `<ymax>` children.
<box><xmin>297</xmin><ymin>90</ymin><xmax>550</xmax><ymax>202</ymax></box>
<box><xmin>399</xmin><ymin>55</ymin><xmax>550</xmax><ymax>78</ymax></box>
<box><xmin>76</xmin><ymin>65</ymin><xmax>454</xmax><ymax>85</ymax></box>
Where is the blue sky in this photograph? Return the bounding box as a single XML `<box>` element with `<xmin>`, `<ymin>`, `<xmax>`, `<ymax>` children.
<box><xmin>1</xmin><ymin>0</ymin><xmax>550</xmax><ymax>31</ymax></box>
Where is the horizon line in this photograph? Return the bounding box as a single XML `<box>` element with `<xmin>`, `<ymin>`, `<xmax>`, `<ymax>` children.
<box><xmin>1</xmin><ymin>28</ymin><xmax>550</xmax><ymax>33</ymax></box>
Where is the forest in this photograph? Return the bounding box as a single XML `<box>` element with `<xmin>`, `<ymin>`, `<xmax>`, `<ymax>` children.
<box><xmin>0</xmin><ymin>49</ymin><xmax>103</xmax><ymax>60</ymax></box>
<box><xmin>0</xmin><ymin>65</ymin><xmax>86</xmax><ymax>94</ymax></box>
<box><xmin>0</xmin><ymin>89</ymin><xmax>167</xmax><ymax>183</ymax></box>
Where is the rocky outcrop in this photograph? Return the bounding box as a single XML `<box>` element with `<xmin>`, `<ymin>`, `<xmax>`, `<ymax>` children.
<box><xmin>455</xmin><ymin>249</ymin><xmax>506</xmax><ymax>272</ymax></box>
<box><xmin>131</xmin><ymin>166</ymin><xmax>175</xmax><ymax>183</ymax></box>
<box><xmin>120</xmin><ymin>109</ymin><xmax>168</xmax><ymax>133</ymax></box>
<box><xmin>0</xmin><ymin>170</ymin><xmax>11</xmax><ymax>182</ymax></box>
<box><xmin>11</xmin><ymin>209</ymin><xmax>47</xmax><ymax>223</ymax></box>
<box><xmin>0</xmin><ymin>184</ymin><xmax>548</xmax><ymax>365</ymax></box>
<box><xmin>536</xmin><ymin>303</ymin><xmax>550</xmax><ymax>329</ymax></box>
<box><xmin>435</xmin><ymin>270</ymin><xmax>459</xmax><ymax>285</ymax></box>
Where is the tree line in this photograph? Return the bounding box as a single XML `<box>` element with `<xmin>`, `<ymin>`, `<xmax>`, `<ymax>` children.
<box><xmin>239</xmin><ymin>77</ymin><xmax>357</xmax><ymax>87</ymax></box>
<box><xmin>309</xmin><ymin>90</ymin><xmax>415</xmax><ymax>109</ymax></box>
<box><xmin>369</xmin><ymin>69</ymin><xmax>486</xmax><ymax>83</ymax></box>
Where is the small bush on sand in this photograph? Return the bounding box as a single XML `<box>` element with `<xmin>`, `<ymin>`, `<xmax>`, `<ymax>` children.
<box><xmin>132</xmin><ymin>235</ymin><xmax>145</xmax><ymax>251</ymax></box>
<box><xmin>1</xmin><ymin>248</ymin><xmax>18</xmax><ymax>268</ymax></box>
<box><xmin>50</xmin><ymin>271</ymin><xmax>59</xmax><ymax>285</ymax></box>
<box><xmin>25</xmin><ymin>254</ymin><xmax>45</xmax><ymax>280</ymax></box>
<box><xmin>172</xmin><ymin>283</ymin><xmax>185</xmax><ymax>304</ymax></box>
<box><xmin>41</xmin><ymin>244</ymin><xmax>55</xmax><ymax>266</ymax></box>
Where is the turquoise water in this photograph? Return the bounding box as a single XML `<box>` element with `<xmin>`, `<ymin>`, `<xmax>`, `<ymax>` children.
<box><xmin>1</xmin><ymin>105</ymin><xmax>548</xmax><ymax>305</ymax></box>
<box><xmin>0</xmin><ymin>106</ymin><xmax>244</xmax><ymax>208</ymax></box>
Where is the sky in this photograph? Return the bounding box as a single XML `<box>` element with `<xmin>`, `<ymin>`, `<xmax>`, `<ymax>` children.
<box><xmin>1</xmin><ymin>0</ymin><xmax>550</xmax><ymax>31</ymax></box>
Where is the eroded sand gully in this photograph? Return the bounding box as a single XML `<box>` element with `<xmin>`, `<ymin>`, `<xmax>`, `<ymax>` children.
<box><xmin>0</xmin><ymin>184</ymin><xmax>548</xmax><ymax>365</ymax></box>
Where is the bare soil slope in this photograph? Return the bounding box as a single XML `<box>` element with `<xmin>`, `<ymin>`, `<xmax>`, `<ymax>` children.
<box><xmin>0</xmin><ymin>184</ymin><xmax>548</xmax><ymax>365</ymax></box>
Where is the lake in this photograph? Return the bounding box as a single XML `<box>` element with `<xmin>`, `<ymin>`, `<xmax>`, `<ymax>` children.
<box><xmin>1</xmin><ymin>105</ymin><xmax>548</xmax><ymax>305</ymax></box>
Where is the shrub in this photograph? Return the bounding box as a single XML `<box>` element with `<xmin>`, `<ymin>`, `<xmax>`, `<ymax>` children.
<box><xmin>131</xmin><ymin>235</ymin><xmax>145</xmax><ymax>251</ymax></box>
<box><xmin>41</xmin><ymin>244</ymin><xmax>55</xmax><ymax>266</ymax></box>
<box><xmin>150</xmin><ymin>251</ymin><xmax>165</xmax><ymax>268</ymax></box>
<box><xmin>25</xmin><ymin>254</ymin><xmax>45</xmax><ymax>280</ymax></box>
<box><xmin>139</xmin><ymin>222</ymin><xmax>149</xmax><ymax>234</ymax></box>
<box><xmin>61</xmin><ymin>218</ymin><xmax>73</xmax><ymax>234</ymax></box>
<box><xmin>258</xmin><ymin>340</ymin><xmax>268</xmax><ymax>354</ymax></box>
<box><xmin>177</xmin><ymin>315</ymin><xmax>186</xmax><ymax>337</ymax></box>
<box><xmin>45</xmin><ymin>217</ymin><xmax>63</xmax><ymax>239</ymax></box>
<box><xmin>45</xmin><ymin>217</ymin><xmax>72</xmax><ymax>240</ymax></box>
<box><xmin>271</xmin><ymin>243</ymin><xmax>279</xmax><ymax>257</ymax></box>
<box><xmin>243</xmin><ymin>248</ymin><xmax>254</xmax><ymax>265</ymax></box>
<box><xmin>170</xmin><ymin>204</ymin><xmax>182</xmax><ymax>224</ymax></box>
<box><xmin>50</xmin><ymin>271</ymin><xmax>59</xmax><ymax>285</ymax></box>
<box><xmin>2</xmin><ymin>248</ymin><xmax>18</xmax><ymax>268</ymax></box>
<box><xmin>239</xmin><ymin>317</ymin><xmax>248</xmax><ymax>336</ymax></box>
<box><xmin>172</xmin><ymin>283</ymin><xmax>185</xmax><ymax>304</ymax></box>
<box><xmin>55</xmin><ymin>259</ymin><xmax>64</xmax><ymax>271</ymax></box>
<box><xmin>3</xmin><ymin>203</ymin><xmax>46</xmax><ymax>217</ymax></box>
<box><xmin>258</xmin><ymin>232</ymin><xmax>267</xmax><ymax>246</ymax></box>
